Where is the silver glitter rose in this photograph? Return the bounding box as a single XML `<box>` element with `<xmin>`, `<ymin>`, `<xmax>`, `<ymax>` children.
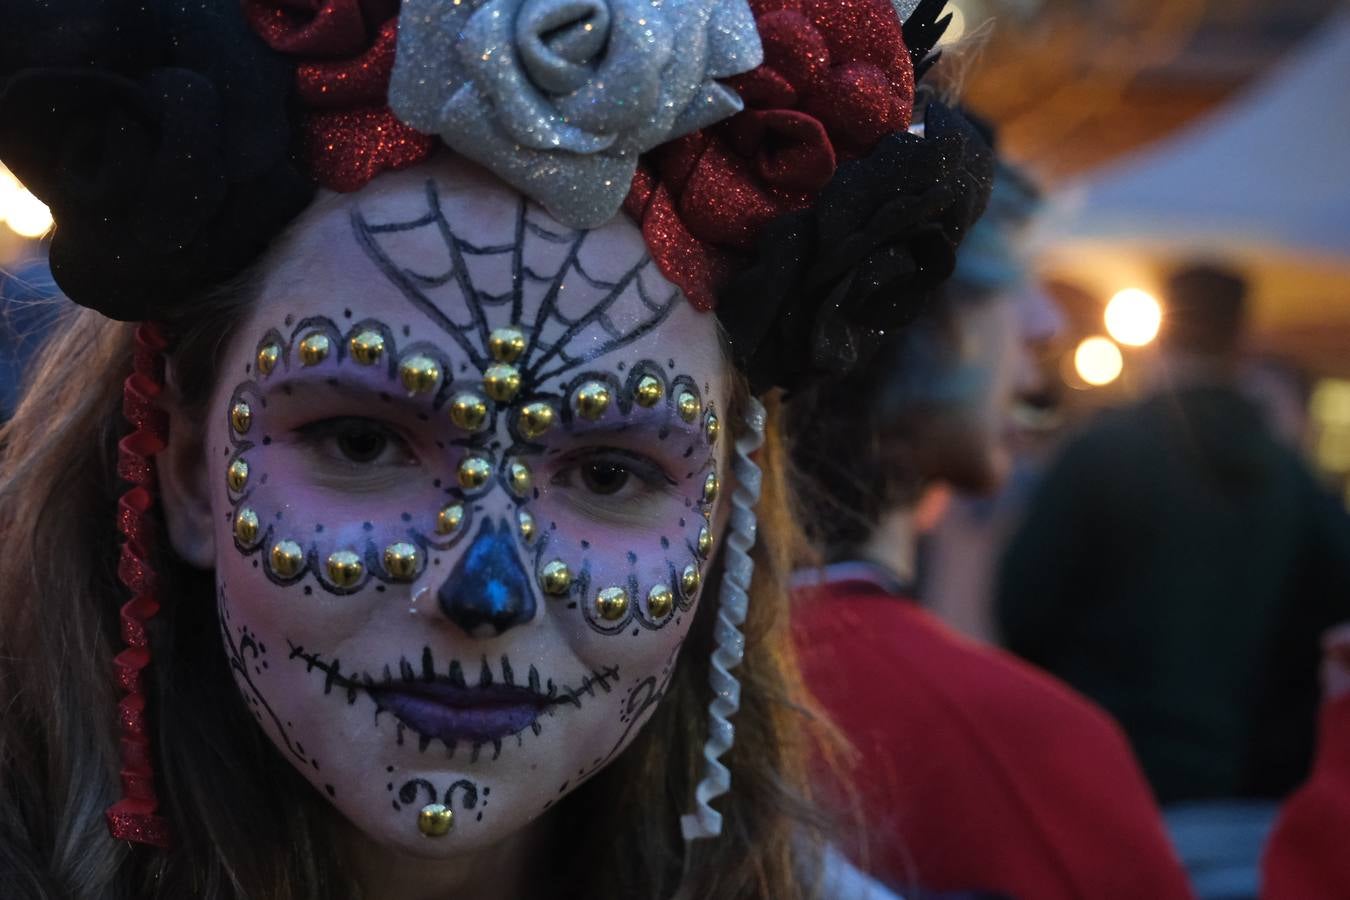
<box><xmin>389</xmin><ymin>0</ymin><xmax>763</xmax><ymax>228</ymax></box>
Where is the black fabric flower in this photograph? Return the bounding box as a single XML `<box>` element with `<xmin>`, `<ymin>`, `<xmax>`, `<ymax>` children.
<box><xmin>716</xmin><ymin>102</ymin><xmax>994</xmax><ymax>394</ymax></box>
<box><xmin>0</xmin><ymin>0</ymin><xmax>314</xmax><ymax>321</ymax></box>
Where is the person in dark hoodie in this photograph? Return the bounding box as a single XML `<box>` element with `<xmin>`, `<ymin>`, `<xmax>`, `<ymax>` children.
<box><xmin>997</xmin><ymin>263</ymin><xmax>1350</xmax><ymax>894</ymax></box>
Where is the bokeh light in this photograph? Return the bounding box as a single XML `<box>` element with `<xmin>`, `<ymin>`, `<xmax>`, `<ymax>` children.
<box><xmin>0</xmin><ymin>163</ymin><xmax>53</xmax><ymax>239</ymax></box>
<box><xmin>1074</xmin><ymin>336</ymin><xmax>1124</xmax><ymax>386</ymax></box>
<box><xmin>1105</xmin><ymin>288</ymin><xmax>1163</xmax><ymax>346</ymax></box>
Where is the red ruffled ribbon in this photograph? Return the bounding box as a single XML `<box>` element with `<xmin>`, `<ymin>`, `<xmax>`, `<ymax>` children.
<box><xmin>106</xmin><ymin>323</ymin><xmax>171</xmax><ymax>849</ymax></box>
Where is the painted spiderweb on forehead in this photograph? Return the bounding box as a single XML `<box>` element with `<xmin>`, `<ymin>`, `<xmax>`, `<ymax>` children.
<box><xmin>353</xmin><ymin>180</ymin><xmax>681</xmax><ymax>383</ymax></box>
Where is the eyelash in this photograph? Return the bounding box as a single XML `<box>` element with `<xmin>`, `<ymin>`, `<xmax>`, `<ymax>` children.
<box><xmin>294</xmin><ymin>417</ymin><xmax>419</xmax><ymax>469</ymax></box>
<box><xmin>551</xmin><ymin>448</ymin><xmax>674</xmax><ymax>492</ymax></box>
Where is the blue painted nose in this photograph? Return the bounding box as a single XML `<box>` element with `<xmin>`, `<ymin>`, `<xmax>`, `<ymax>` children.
<box><xmin>438</xmin><ymin>517</ymin><xmax>536</xmax><ymax>637</ymax></box>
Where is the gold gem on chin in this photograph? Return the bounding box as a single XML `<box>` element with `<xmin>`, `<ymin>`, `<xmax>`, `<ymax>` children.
<box><xmin>488</xmin><ymin>327</ymin><xmax>526</xmax><ymax>363</ymax></box>
<box><xmin>483</xmin><ymin>363</ymin><xmax>522</xmax><ymax>402</ymax></box>
<box><xmin>516</xmin><ymin>402</ymin><xmax>555</xmax><ymax>440</ymax></box>
<box><xmin>418</xmin><ymin>803</ymin><xmax>453</xmax><ymax>837</ymax></box>
<box><xmin>634</xmin><ymin>375</ymin><xmax>663</xmax><ymax>407</ymax></box>
<box><xmin>457</xmin><ymin>456</ymin><xmax>492</xmax><ymax>490</ymax></box>
<box><xmin>400</xmin><ymin>355</ymin><xmax>441</xmax><ymax>395</ymax></box>
<box><xmin>574</xmin><ymin>381</ymin><xmax>611</xmax><ymax>420</ymax></box>
<box><xmin>230</xmin><ymin>401</ymin><xmax>252</xmax><ymax>434</ymax></box>
<box><xmin>647</xmin><ymin>584</ymin><xmax>674</xmax><ymax>619</ymax></box>
<box><xmin>270</xmin><ymin>540</ymin><xmax>305</xmax><ymax>578</ymax></box>
<box><xmin>298</xmin><ymin>333</ymin><xmax>331</xmax><ymax>367</ymax></box>
<box><xmin>518</xmin><ymin>509</ymin><xmax>536</xmax><ymax>543</ymax></box>
<box><xmin>681</xmin><ymin>564</ymin><xmax>701</xmax><ymax>597</ymax></box>
<box><xmin>595</xmin><ymin>586</ymin><xmax>628</xmax><ymax>621</ymax></box>
<box><xmin>256</xmin><ymin>343</ymin><xmax>281</xmax><ymax>376</ymax></box>
<box><xmin>449</xmin><ymin>392</ymin><xmax>490</xmax><ymax>432</ymax></box>
<box><xmin>507</xmin><ymin>461</ymin><xmax>532</xmax><ymax>496</ymax></box>
<box><xmin>349</xmin><ymin>330</ymin><xmax>386</xmax><ymax>365</ymax></box>
<box><xmin>677</xmin><ymin>391</ymin><xmax>700</xmax><ymax>423</ymax></box>
<box><xmin>384</xmin><ymin>542</ymin><xmax>419</xmax><ymax>581</ymax></box>
<box><xmin>436</xmin><ymin>504</ymin><xmax>465</xmax><ymax>535</ymax></box>
<box><xmin>226</xmin><ymin>458</ymin><xmax>250</xmax><ymax>492</ymax></box>
<box><xmin>327</xmin><ymin>550</ymin><xmax>364</xmax><ymax>588</ymax></box>
<box><xmin>540</xmin><ymin>560</ymin><xmax>571</xmax><ymax>596</ymax></box>
<box><xmin>234</xmin><ymin>507</ymin><xmax>260</xmax><ymax>545</ymax></box>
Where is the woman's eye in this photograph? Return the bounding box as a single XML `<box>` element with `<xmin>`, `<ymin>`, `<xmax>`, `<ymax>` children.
<box><xmin>336</xmin><ymin>425</ymin><xmax>389</xmax><ymax>464</ymax></box>
<box><xmin>552</xmin><ymin>449</ymin><xmax>674</xmax><ymax>506</ymax></box>
<box><xmin>297</xmin><ymin>417</ymin><xmax>416</xmax><ymax>468</ymax></box>
<box><xmin>580</xmin><ymin>461</ymin><xmax>631</xmax><ymax>495</ymax></box>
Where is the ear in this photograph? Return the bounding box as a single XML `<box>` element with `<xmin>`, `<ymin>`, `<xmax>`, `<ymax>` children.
<box><xmin>156</xmin><ymin>381</ymin><xmax>217</xmax><ymax>570</ymax></box>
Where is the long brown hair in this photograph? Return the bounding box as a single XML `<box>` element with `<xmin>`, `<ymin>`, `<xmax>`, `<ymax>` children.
<box><xmin>0</xmin><ymin>275</ymin><xmax>832</xmax><ymax>898</ymax></box>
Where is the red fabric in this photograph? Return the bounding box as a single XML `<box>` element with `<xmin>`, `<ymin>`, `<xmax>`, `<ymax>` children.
<box><xmin>624</xmin><ymin>0</ymin><xmax>914</xmax><ymax>310</ymax></box>
<box><xmin>1262</xmin><ymin>695</ymin><xmax>1350</xmax><ymax>899</ymax></box>
<box><xmin>793</xmin><ymin>580</ymin><xmax>1194</xmax><ymax>899</ymax></box>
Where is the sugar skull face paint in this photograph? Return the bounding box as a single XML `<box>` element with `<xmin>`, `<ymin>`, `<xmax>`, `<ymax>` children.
<box><xmin>202</xmin><ymin>160</ymin><xmax>730</xmax><ymax>857</ymax></box>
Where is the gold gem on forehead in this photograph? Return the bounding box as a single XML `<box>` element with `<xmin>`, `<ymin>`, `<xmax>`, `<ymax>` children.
<box><xmin>256</xmin><ymin>342</ymin><xmax>281</xmax><ymax>376</ymax></box>
<box><xmin>349</xmin><ymin>330</ymin><xmax>386</xmax><ymax>365</ymax></box>
<box><xmin>574</xmin><ymin>381</ymin><xmax>611</xmax><ymax>420</ymax></box>
<box><xmin>449</xmin><ymin>391</ymin><xmax>490</xmax><ymax>432</ymax></box>
<box><xmin>230</xmin><ymin>400</ymin><xmax>252</xmax><ymax>435</ymax></box>
<box><xmin>647</xmin><ymin>583</ymin><xmax>674</xmax><ymax>619</ymax></box>
<box><xmin>703</xmin><ymin>471</ymin><xmax>719</xmax><ymax>504</ymax></box>
<box><xmin>507</xmin><ymin>460</ymin><xmax>532</xmax><ymax>496</ymax></box>
<box><xmin>270</xmin><ymin>540</ymin><xmax>305</xmax><ymax>578</ymax></box>
<box><xmin>634</xmin><ymin>374</ymin><xmax>663</xmax><ymax>407</ymax></box>
<box><xmin>383</xmin><ymin>542</ymin><xmax>420</xmax><ymax>581</ymax></box>
<box><xmin>705</xmin><ymin>411</ymin><xmax>720</xmax><ymax>444</ymax></box>
<box><xmin>697</xmin><ymin>526</ymin><xmax>714</xmax><ymax>558</ymax></box>
<box><xmin>516</xmin><ymin>401</ymin><xmax>555</xmax><ymax>440</ymax></box>
<box><xmin>226</xmin><ymin>458</ymin><xmax>250</xmax><ymax>493</ymax></box>
<box><xmin>488</xmin><ymin>327</ymin><xmax>526</xmax><ymax>363</ymax></box>
<box><xmin>680</xmin><ymin>563</ymin><xmax>701</xmax><ymax>597</ymax></box>
<box><xmin>540</xmin><ymin>559</ymin><xmax>572</xmax><ymax>596</ymax></box>
<box><xmin>399</xmin><ymin>354</ymin><xmax>441</xmax><ymax>395</ymax></box>
<box><xmin>595</xmin><ymin>586</ymin><xmax>629</xmax><ymax>621</ymax></box>
<box><xmin>234</xmin><ymin>507</ymin><xmax>260</xmax><ymax>545</ymax></box>
<box><xmin>418</xmin><ymin>803</ymin><xmax>453</xmax><ymax>837</ymax></box>
<box><xmin>457</xmin><ymin>455</ymin><xmax>492</xmax><ymax>490</ymax></box>
<box><xmin>436</xmin><ymin>503</ymin><xmax>465</xmax><ymax>535</ymax></box>
<box><xmin>517</xmin><ymin>509</ymin><xmax>536</xmax><ymax>543</ymax></box>
<box><xmin>483</xmin><ymin>363</ymin><xmax>522</xmax><ymax>403</ymax></box>
<box><xmin>298</xmin><ymin>332</ymin><xmax>331</xmax><ymax>367</ymax></box>
<box><xmin>677</xmin><ymin>391</ymin><xmax>701</xmax><ymax>423</ymax></box>
<box><xmin>327</xmin><ymin>550</ymin><xmax>364</xmax><ymax>588</ymax></box>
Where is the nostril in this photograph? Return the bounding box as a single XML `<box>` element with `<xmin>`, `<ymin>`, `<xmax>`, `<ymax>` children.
<box><xmin>438</xmin><ymin>518</ymin><xmax>537</xmax><ymax>637</ymax></box>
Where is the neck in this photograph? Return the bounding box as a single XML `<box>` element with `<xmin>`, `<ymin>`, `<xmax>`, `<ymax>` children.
<box><xmin>858</xmin><ymin>506</ymin><xmax>918</xmax><ymax>587</ymax></box>
<box><xmin>343</xmin><ymin>816</ymin><xmax>549</xmax><ymax>900</ymax></box>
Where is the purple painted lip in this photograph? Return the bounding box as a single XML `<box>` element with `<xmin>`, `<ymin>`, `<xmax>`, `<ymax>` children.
<box><xmin>368</xmin><ymin>682</ymin><xmax>550</xmax><ymax>743</ymax></box>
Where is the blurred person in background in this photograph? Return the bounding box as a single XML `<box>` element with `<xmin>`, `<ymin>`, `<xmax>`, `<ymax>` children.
<box><xmin>997</xmin><ymin>264</ymin><xmax>1350</xmax><ymax>898</ymax></box>
<box><xmin>789</xmin><ymin>159</ymin><xmax>1193</xmax><ymax>900</ymax></box>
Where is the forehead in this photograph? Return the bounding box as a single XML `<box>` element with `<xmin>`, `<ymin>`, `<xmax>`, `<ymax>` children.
<box><xmin>241</xmin><ymin>161</ymin><xmax>723</xmax><ymax>383</ymax></box>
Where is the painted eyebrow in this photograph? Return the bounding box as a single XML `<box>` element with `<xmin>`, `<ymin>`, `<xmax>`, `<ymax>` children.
<box><xmin>256</xmin><ymin>371</ymin><xmax>434</xmax><ymax>417</ymax></box>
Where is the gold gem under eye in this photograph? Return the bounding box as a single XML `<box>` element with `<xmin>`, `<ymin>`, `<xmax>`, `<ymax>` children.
<box><xmin>595</xmin><ymin>586</ymin><xmax>629</xmax><ymax>621</ymax></box>
<box><xmin>226</xmin><ymin>458</ymin><xmax>249</xmax><ymax>492</ymax></box>
<box><xmin>418</xmin><ymin>803</ymin><xmax>453</xmax><ymax>837</ymax></box>
<box><xmin>256</xmin><ymin>343</ymin><xmax>281</xmax><ymax>376</ymax></box>
<box><xmin>449</xmin><ymin>392</ymin><xmax>490</xmax><ymax>432</ymax></box>
<box><xmin>483</xmin><ymin>363</ymin><xmax>521</xmax><ymax>403</ymax></box>
<box><xmin>507</xmin><ymin>461</ymin><xmax>532</xmax><ymax>496</ymax></box>
<box><xmin>705</xmin><ymin>412</ymin><xmax>720</xmax><ymax>444</ymax></box>
<box><xmin>677</xmin><ymin>391</ymin><xmax>700</xmax><ymax>423</ymax></box>
<box><xmin>697</xmin><ymin>526</ymin><xmax>713</xmax><ymax>558</ymax></box>
<box><xmin>436</xmin><ymin>503</ymin><xmax>465</xmax><ymax>535</ymax></box>
<box><xmin>634</xmin><ymin>374</ymin><xmax>663</xmax><ymax>407</ymax></box>
<box><xmin>488</xmin><ymin>327</ymin><xmax>526</xmax><ymax>363</ymax></box>
<box><xmin>298</xmin><ymin>333</ymin><xmax>331</xmax><ymax>367</ymax></box>
<box><xmin>234</xmin><ymin>507</ymin><xmax>260</xmax><ymax>545</ymax></box>
<box><xmin>574</xmin><ymin>381</ymin><xmax>611</xmax><ymax>420</ymax></box>
<box><xmin>327</xmin><ymin>550</ymin><xmax>364</xmax><ymax>587</ymax></box>
<box><xmin>540</xmin><ymin>560</ymin><xmax>572</xmax><ymax>595</ymax></box>
<box><xmin>681</xmin><ymin>564</ymin><xmax>701</xmax><ymax>597</ymax></box>
<box><xmin>348</xmin><ymin>330</ymin><xmax>385</xmax><ymax>365</ymax></box>
<box><xmin>647</xmin><ymin>583</ymin><xmax>674</xmax><ymax>619</ymax></box>
<box><xmin>516</xmin><ymin>402</ymin><xmax>555</xmax><ymax>440</ymax></box>
<box><xmin>400</xmin><ymin>355</ymin><xmax>441</xmax><ymax>395</ymax></box>
<box><xmin>703</xmin><ymin>472</ymin><xmax>719</xmax><ymax>504</ymax></box>
<box><xmin>517</xmin><ymin>509</ymin><xmax>536</xmax><ymax>543</ymax></box>
<box><xmin>457</xmin><ymin>456</ymin><xmax>492</xmax><ymax>490</ymax></box>
<box><xmin>270</xmin><ymin>540</ymin><xmax>305</xmax><ymax>578</ymax></box>
<box><xmin>230</xmin><ymin>401</ymin><xmax>252</xmax><ymax>434</ymax></box>
<box><xmin>383</xmin><ymin>542</ymin><xmax>419</xmax><ymax>581</ymax></box>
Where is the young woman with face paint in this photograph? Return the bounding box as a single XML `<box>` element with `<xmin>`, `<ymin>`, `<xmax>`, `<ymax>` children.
<box><xmin>0</xmin><ymin>1</ymin><xmax>990</xmax><ymax>897</ymax></box>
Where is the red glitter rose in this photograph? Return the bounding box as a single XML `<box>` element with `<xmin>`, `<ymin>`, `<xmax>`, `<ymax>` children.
<box><xmin>244</xmin><ymin>0</ymin><xmax>434</xmax><ymax>192</ymax></box>
<box><xmin>625</xmin><ymin>0</ymin><xmax>916</xmax><ymax>310</ymax></box>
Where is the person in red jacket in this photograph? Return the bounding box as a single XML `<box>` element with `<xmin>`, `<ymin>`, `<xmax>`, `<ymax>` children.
<box><xmin>788</xmin><ymin>158</ymin><xmax>1195</xmax><ymax>900</ymax></box>
<box><xmin>1262</xmin><ymin>623</ymin><xmax>1350</xmax><ymax>899</ymax></box>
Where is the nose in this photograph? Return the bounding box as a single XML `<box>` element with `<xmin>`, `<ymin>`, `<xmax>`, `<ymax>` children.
<box><xmin>438</xmin><ymin>517</ymin><xmax>537</xmax><ymax>637</ymax></box>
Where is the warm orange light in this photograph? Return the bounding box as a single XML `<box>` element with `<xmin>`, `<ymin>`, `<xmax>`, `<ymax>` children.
<box><xmin>0</xmin><ymin>163</ymin><xmax>53</xmax><ymax>238</ymax></box>
<box><xmin>1074</xmin><ymin>336</ymin><xmax>1123</xmax><ymax>386</ymax></box>
<box><xmin>1105</xmin><ymin>288</ymin><xmax>1162</xmax><ymax>347</ymax></box>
